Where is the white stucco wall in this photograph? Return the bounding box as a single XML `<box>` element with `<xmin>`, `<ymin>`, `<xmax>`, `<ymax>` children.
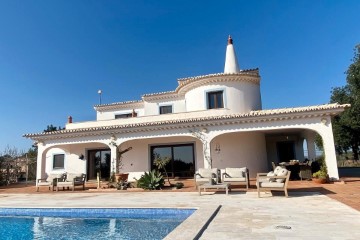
<box><xmin>44</xmin><ymin>147</ymin><xmax>86</xmax><ymax>175</ymax></box>
<box><xmin>96</xmin><ymin>108</ymin><xmax>145</xmax><ymax>121</ymax></box>
<box><xmin>185</xmin><ymin>81</ymin><xmax>261</xmax><ymax>113</ymax></box>
<box><xmin>143</xmin><ymin>99</ymin><xmax>186</xmax><ymax>116</ymax></box>
<box><xmin>211</xmin><ymin>132</ymin><xmax>267</xmax><ymax>178</ymax></box>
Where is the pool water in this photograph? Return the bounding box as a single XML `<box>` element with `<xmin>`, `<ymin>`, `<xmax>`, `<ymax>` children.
<box><xmin>0</xmin><ymin>208</ymin><xmax>195</xmax><ymax>240</ymax></box>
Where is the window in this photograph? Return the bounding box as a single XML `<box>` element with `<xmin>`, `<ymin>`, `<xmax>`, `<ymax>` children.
<box><xmin>115</xmin><ymin>113</ymin><xmax>132</xmax><ymax>119</ymax></box>
<box><xmin>207</xmin><ymin>91</ymin><xmax>224</xmax><ymax>109</ymax></box>
<box><xmin>159</xmin><ymin>105</ymin><xmax>172</xmax><ymax>114</ymax></box>
<box><xmin>150</xmin><ymin>144</ymin><xmax>195</xmax><ymax>178</ymax></box>
<box><xmin>53</xmin><ymin>154</ymin><xmax>65</xmax><ymax>169</ymax></box>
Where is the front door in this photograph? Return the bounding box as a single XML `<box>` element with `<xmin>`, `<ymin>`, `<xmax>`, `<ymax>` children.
<box><xmin>87</xmin><ymin>149</ymin><xmax>111</xmax><ymax>180</ymax></box>
<box><xmin>277</xmin><ymin>141</ymin><xmax>296</xmax><ymax>162</ymax></box>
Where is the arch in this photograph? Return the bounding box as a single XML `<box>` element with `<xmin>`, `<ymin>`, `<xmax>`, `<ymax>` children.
<box><xmin>36</xmin><ymin>142</ymin><xmax>110</xmax><ymax>180</ymax></box>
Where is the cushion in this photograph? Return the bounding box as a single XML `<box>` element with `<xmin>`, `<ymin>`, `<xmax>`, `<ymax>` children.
<box><xmin>273</xmin><ymin>166</ymin><xmax>283</xmax><ymax>175</ymax></box>
<box><xmin>223</xmin><ymin>177</ymin><xmax>246</xmax><ymax>182</ymax></box>
<box><xmin>275</xmin><ymin>168</ymin><xmax>288</xmax><ymax>183</ymax></box>
<box><xmin>259</xmin><ymin>182</ymin><xmax>285</xmax><ymax>188</ymax></box>
<box><xmin>37</xmin><ymin>182</ymin><xmax>52</xmax><ymax>186</ymax></box>
<box><xmin>198</xmin><ymin>168</ymin><xmax>213</xmax><ymax>178</ymax></box>
<box><xmin>198</xmin><ymin>168</ymin><xmax>218</xmax><ymax>178</ymax></box>
<box><xmin>66</xmin><ymin>173</ymin><xmax>83</xmax><ymax>181</ymax></box>
<box><xmin>266</xmin><ymin>171</ymin><xmax>276</xmax><ymax>182</ymax></box>
<box><xmin>46</xmin><ymin>173</ymin><xmax>64</xmax><ymax>182</ymax></box>
<box><xmin>225</xmin><ymin>168</ymin><xmax>246</xmax><ymax>178</ymax></box>
<box><xmin>57</xmin><ymin>181</ymin><xmax>73</xmax><ymax>187</ymax></box>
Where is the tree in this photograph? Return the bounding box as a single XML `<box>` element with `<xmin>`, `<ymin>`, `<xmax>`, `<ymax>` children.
<box><xmin>43</xmin><ymin>124</ymin><xmax>64</xmax><ymax>132</ymax></box>
<box><xmin>153</xmin><ymin>155</ymin><xmax>171</xmax><ymax>186</ymax></box>
<box><xmin>330</xmin><ymin>45</ymin><xmax>360</xmax><ymax>160</ymax></box>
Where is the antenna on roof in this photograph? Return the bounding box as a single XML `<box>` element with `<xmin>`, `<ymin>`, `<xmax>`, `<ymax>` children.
<box><xmin>98</xmin><ymin>90</ymin><xmax>102</xmax><ymax>105</ymax></box>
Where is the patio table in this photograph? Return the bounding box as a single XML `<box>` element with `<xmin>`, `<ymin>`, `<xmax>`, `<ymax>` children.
<box><xmin>198</xmin><ymin>183</ymin><xmax>230</xmax><ymax>196</ymax></box>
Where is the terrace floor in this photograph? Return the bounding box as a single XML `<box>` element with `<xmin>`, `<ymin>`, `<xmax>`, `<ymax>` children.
<box><xmin>0</xmin><ymin>178</ymin><xmax>360</xmax><ymax>239</ymax></box>
<box><xmin>1</xmin><ymin>177</ymin><xmax>360</xmax><ymax>211</ymax></box>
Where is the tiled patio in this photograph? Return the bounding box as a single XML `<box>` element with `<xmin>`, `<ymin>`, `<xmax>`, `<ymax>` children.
<box><xmin>0</xmin><ymin>179</ymin><xmax>360</xmax><ymax>240</ymax></box>
<box><xmin>1</xmin><ymin>177</ymin><xmax>360</xmax><ymax>211</ymax></box>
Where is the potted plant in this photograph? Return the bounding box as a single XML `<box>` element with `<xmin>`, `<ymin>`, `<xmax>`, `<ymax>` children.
<box><xmin>109</xmin><ymin>140</ymin><xmax>132</xmax><ymax>184</ymax></box>
<box><xmin>312</xmin><ymin>165</ymin><xmax>328</xmax><ymax>184</ymax></box>
<box><xmin>114</xmin><ymin>147</ymin><xmax>132</xmax><ymax>183</ymax></box>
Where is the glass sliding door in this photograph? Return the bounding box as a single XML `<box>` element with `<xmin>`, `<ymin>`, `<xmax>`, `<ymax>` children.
<box><xmin>151</xmin><ymin>143</ymin><xmax>195</xmax><ymax>178</ymax></box>
<box><xmin>87</xmin><ymin>149</ymin><xmax>111</xmax><ymax>180</ymax></box>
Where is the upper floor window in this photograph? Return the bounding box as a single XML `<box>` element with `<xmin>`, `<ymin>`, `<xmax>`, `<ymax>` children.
<box><xmin>159</xmin><ymin>105</ymin><xmax>172</xmax><ymax>114</ymax></box>
<box><xmin>115</xmin><ymin>113</ymin><xmax>132</xmax><ymax>119</ymax></box>
<box><xmin>53</xmin><ymin>154</ymin><xmax>65</xmax><ymax>169</ymax></box>
<box><xmin>207</xmin><ymin>91</ymin><xmax>224</xmax><ymax>109</ymax></box>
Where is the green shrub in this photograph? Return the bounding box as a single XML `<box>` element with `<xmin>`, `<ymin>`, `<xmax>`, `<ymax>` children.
<box><xmin>312</xmin><ymin>165</ymin><xmax>328</xmax><ymax>179</ymax></box>
<box><xmin>174</xmin><ymin>182</ymin><xmax>184</xmax><ymax>189</ymax></box>
<box><xmin>137</xmin><ymin>170</ymin><xmax>165</xmax><ymax>190</ymax></box>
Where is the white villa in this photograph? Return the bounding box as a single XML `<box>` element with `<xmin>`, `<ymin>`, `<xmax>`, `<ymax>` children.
<box><xmin>24</xmin><ymin>36</ymin><xmax>349</xmax><ymax>182</ymax></box>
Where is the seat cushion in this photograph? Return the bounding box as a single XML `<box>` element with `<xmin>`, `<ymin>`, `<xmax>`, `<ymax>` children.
<box><xmin>57</xmin><ymin>181</ymin><xmax>73</xmax><ymax>187</ymax></box>
<box><xmin>259</xmin><ymin>182</ymin><xmax>285</xmax><ymax>188</ymax></box>
<box><xmin>275</xmin><ymin>168</ymin><xmax>288</xmax><ymax>183</ymax></box>
<box><xmin>223</xmin><ymin>177</ymin><xmax>246</xmax><ymax>182</ymax></box>
<box><xmin>37</xmin><ymin>182</ymin><xmax>52</xmax><ymax>186</ymax></box>
<box><xmin>195</xmin><ymin>178</ymin><xmax>210</xmax><ymax>184</ymax></box>
<box><xmin>225</xmin><ymin>168</ymin><xmax>246</xmax><ymax>178</ymax></box>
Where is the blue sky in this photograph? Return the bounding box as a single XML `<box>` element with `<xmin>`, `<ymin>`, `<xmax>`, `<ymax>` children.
<box><xmin>0</xmin><ymin>0</ymin><xmax>359</xmax><ymax>152</ymax></box>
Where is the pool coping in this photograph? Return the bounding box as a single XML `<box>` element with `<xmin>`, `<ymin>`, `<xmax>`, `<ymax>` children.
<box><xmin>164</xmin><ymin>205</ymin><xmax>221</xmax><ymax>240</ymax></box>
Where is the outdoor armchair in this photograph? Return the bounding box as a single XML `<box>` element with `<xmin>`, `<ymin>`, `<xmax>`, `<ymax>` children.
<box><xmin>256</xmin><ymin>167</ymin><xmax>291</xmax><ymax>197</ymax></box>
<box><xmin>222</xmin><ymin>167</ymin><xmax>249</xmax><ymax>189</ymax></box>
<box><xmin>194</xmin><ymin>168</ymin><xmax>220</xmax><ymax>189</ymax></box>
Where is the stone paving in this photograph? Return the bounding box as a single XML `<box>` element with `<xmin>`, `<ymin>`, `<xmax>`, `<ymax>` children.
<box><xmin>1</xmin><ymin>180</ymin><xmax>360</xmax><ymax>240</ymax></box>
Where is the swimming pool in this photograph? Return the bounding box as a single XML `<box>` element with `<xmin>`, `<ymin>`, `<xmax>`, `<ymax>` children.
<box><xmin>0</xmin><ymin>208</ymin><xmax>195</xmax><ymax>240</ymax></box>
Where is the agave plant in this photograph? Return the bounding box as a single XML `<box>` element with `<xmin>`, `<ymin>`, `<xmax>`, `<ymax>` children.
<box><xmin>137</xmin><ymin>170</ymin><xmax>165</xmax><ymax>190</ymax></box>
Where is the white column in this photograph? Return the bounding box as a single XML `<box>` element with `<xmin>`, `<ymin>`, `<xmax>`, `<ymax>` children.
<box><xmin>317</xmin><ymin>118</ymin><xmax>339</xmax><ymax>180</ymax></box>
<box><xmin>306</xmin><ymin>133</ymin><xmax>317</xmax><ymax>161</ymax></box>
<box><xmin>110</xmin><ymin>145</ymin><xmax>118</xmax><ymax>174</ymax></box>
<box><xmin>36</xmin><ymin>143</ymin><xmax>46</xmax><ymax>182</ymax></box>
<box><xmin>203</xmin><ymin>140</ymin><xmax>211</xmax><ymax>169</ymax></box>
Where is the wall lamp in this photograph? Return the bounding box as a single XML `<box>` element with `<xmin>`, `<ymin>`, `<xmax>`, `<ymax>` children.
<box><xmin>79</xmin><ymin>154</ymin><xmax>85</xmax><ymax>160</ymax></box>
<box><xmin>215</xmin><ymin>143</ymin><xmax>221</xmax><ymax>154</ymax></box>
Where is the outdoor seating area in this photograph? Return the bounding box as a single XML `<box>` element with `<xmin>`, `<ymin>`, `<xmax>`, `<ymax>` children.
<box><xmin>194</xmin><ymin>167</ymin><xmax>249</xmax><ymax>194</ymax></box>
<box><xmin>36</xmin><ymin>173</ymin><xmax>66</xmax><ymax>192</ymax></box>
<box><xmin>56</xmin><ymin>173</ymin><xmax>86</xmax><ymax>191</ymax></box>
<box><xmin>36</xmin><ymin>173</ymin><xmax>86</xmax><ymax>192</ymax></box>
